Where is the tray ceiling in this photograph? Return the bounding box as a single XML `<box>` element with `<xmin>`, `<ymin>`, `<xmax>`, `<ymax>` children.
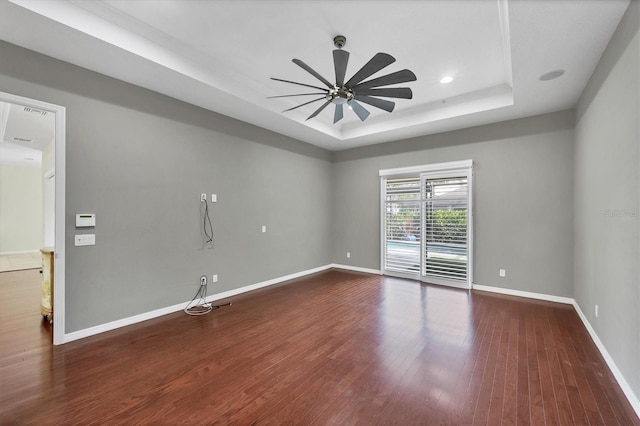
<box><xmin>0</xmin><ymin>0</ymin><xmax>630</xmax><ymax>150</ymax></box>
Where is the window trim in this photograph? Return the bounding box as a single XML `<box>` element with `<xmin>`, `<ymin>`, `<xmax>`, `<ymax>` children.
<box><xmin>379</xmin><ymin>160</ymin><xmax>473</xmax><ymax>178</ymax></box>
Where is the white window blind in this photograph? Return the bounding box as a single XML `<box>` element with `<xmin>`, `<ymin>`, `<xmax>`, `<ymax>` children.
<box><xmin>383</xmin><ymin>177</ymin><xmax>421</xmax><ymax>274</ymax></box>
<box><xmin>423</xmin><ymin>177</ymin><xmax>469</xmax><ymax>282</ymax></box>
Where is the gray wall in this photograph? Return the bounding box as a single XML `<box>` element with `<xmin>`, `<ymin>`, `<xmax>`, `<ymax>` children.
<box><xmin>574</xmin><ymin>0</ymin><xmax>639</xmax><ymax>399</ymax></box>
<box><xmin>332</xmin><ymin>111</ymin><xmax>575</xmax><ymax>297</ymax></box>
<box><xmin>0</xmin><ymin>3</ymin><xmax>637</xmax><ymax>405</ymax></box>
<box><xmin>0</xmin><ymin>41</ymin><xmax>333</xmax><ymax>332</ymax></box>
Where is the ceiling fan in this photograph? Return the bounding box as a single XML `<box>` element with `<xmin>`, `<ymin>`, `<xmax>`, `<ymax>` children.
<box><xmin>270</xmin><ymin>35</ymin><xmax>417</xmax><ymax>124</ymax></box>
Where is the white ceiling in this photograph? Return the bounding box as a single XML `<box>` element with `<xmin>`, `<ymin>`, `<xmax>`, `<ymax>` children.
<box><xmin>0</xmin><ymin>0</ymin><xmax>630</xmax><ymax>151</ymax></box>
<box><xmin>0</xmin><ymin>101</ymin><xmax>54</xmax><ymax>167</ymax></box>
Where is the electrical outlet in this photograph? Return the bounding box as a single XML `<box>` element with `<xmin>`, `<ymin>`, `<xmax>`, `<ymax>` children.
<box><xmin>211</xmin><ymin>194</ymin><xmax>217</xmax><ymax>203</ymax></box>
<box><xmin>347</xmin><ymin>252</ymin><xmax>351</xmax><ymax>258</ymax></box>
<box><xmin>200</xmin><ymin>275</ymin><xmax>207</xmax><ymax>286</ymax></box>
<box><xmin>212</xmin><ymin>274</ymin><xmax>218</xmax><ymax>283</ymax></box>
<box><xmin>200</xmin><ymin>193</ymin><xmax>206</xmax><ymax>202</ymax></box>
<box><xmin>595</xmin><ymin>304</ymin><xmax>599</xmax><ymax>318</ymax></box>
<box><xmin>262</xmin><ymin>225</ymin><xmax>266</xmax><ymax>233</ymax></box>
<box><xmin>499</xmin><ymin>269</ymin><xmax>506</xmax><ymax>277</ymax></box>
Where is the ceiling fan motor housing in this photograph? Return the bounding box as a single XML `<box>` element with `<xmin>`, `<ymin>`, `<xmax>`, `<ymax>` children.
<box><xmin>327</xmin><ymin>86</ymin><xmax>354</xmax><ymax>104</ymax></box>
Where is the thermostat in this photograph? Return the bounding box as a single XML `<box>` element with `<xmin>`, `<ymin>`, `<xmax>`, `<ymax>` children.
<box><xmin>76</xmin><ymin>214</ymin><xmax>96</xmax><ymax>227</ymax></box>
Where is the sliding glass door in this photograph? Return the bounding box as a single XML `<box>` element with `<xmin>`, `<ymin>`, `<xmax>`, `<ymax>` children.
<box><xmin>381</xmin><ymin>161</ymin><xmax>473</xmax><ymax>289</ymax></box>
<box><xmin>383</xmin><ymin>177</ymin><xmax>421</xmax><ymax>274</ymax></box>
<box><xmin>422</xmin><ymin>174</ymin><xmax>469</xmax><ymax>287</ymax></box>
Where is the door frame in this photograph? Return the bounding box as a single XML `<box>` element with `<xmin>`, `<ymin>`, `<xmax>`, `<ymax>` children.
<box><xmin>380</xmin><ymin>160</ymin><xmax>473</xmax><ymax>289</ymax></box>
<box><xmin>1</xmin><ymin>91</ymin><xmax>66</xmax><ymax>345</ymax></box>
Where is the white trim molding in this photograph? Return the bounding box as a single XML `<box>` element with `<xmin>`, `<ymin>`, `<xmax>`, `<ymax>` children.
<box><xmin>65</xmin><ymin>263</ymin><xmax>381</xmax><ymax>343</ymax></box>
<box><xmin>474</xmin><ymin>283</ymin><xmax>639</xmax><ymax>419</ymax></box>
<box><xmin>64</xmin><ymin>264</ymin><xmax>334</xmax><ymax>343</ymax></box>
<box><xmin>472</xmin><ymin>283</ymin><xmax>574</xmax><ymax>305</ymax></box>
<box><xmin>205</xmin><ymin>264</ymin><xmax>335</xmax><ymax>302</ymax></box>
<box><xmin>379</xmin><ymin>159</ymin><xmax>473</xmax><ymax>177</ymax></box>
<box><xmin>331</xmin><ymin>264</ymin><xmax>382</xmax><ymax>275</ymax></box>
<box><xmin>61</xmin><ymin>264</ymin><xmax>640</xmax><ymax>419</ymax></box>
<box><xmin>572</xmin><ymin>301</ymin><xmax>640</xmax><ymax>419</ymax></box>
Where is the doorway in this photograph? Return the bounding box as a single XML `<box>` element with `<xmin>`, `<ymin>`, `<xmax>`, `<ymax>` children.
<box><xmin>380</xmin><ymin>160</ymin><xmax>473</xmax><ymax>289</ymax></box>
<box><xmin>0</xmin><ymin>91</ymin><xmax>66</xmax><ymax>344</ymax></box>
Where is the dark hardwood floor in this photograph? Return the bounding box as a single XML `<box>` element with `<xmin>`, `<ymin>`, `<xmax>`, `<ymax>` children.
<box><xmin>0</xmin><ymin>268</ymin><xmax>637</xmax><ymax>425</ymax></box>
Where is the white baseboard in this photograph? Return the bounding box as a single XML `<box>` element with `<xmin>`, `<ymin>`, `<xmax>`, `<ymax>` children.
<box><xmin>472</xmin><ymin>283</ymin><xmax>574</xmax><ymax>305</ymax></box>
<box><xmin>63</xmin><ymin>299</ymin><xmax>189</xmax><ymax>343</ymax></box>
<box><xmin>63</xmin><ymin>264</ymin><xmax>333</xmax><ymax>344</ymax></box>
<box><xmin>331</xmin><ymin>263</ymin><xmax>382</xmax><ymax>275</ymax></box>
<box><xmin>203</xmin><ymin>264</ymin><xmax>333</xmax><ymax>303</ymax></box>
<box><xmin>0</xmin><ymin>250</ymin><xmax>40</xmax><ymax>255</ymax></box>
<box><xmin>572</xmin><ymin>301</ymin><xmax>640</xmax><ymax>419</ymax></box>
<box><xmin>473</xmin><ymin>283</ymin><xmax>639</xmax><ymax>419</ymax></box>
<box><xmin>60</xmin><ymin>267</ymin><xmax>640</xmax><ymax>419</ymax></box>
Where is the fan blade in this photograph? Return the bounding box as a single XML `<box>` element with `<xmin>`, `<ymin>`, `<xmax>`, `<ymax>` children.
<box><xmin>271</xmin><ymin>78</ymin><xmax>328</xmax><ymax>92</ymax></box>
<box><xmin>354</xmin><ymin>95</ymin><xmax>395</xmax><ymax>112</ymax></box>
<box><xmin>268</xmin><ymin>92</ymin><xmax>327</xmax><ymax>98</ymax></box>
<box><xmin>353</xmin><ymin>69</ymin><xmax>417</xmax><ymax>90</ymax></box>
<box><xmin>333</xmin><ymin>49</ymin><xmax>350</xmax><ymax>86</ymax></box>
<box><xmin>333</xmin><ymin>103</ymin><xmax>344</xmax><ymax>124</ymax></box>
<box><xmin>355</xmin><ymin>87</ymin><xmax>413</xmax><ymax>99</ymax></box>
<box><xmin>345</xmin><ymin>53</ymin><xmax>396</xmax><ymax>88</ymax></box>
<box><xmin>306</xmin><ymin>101</ymin><xmax>331</xmax><ymax>121</ymax></box>
<box><xmin>292</xmin><ymin>59</ymin><xmax>334</xmax><ymax>88</ymax></box>
<box><xmin>283</xmin><ymin>97</ymin><xmax>326</xmax><ymax>112</ymax></box>
<box><xmin>348</xmin><ymin>100</ymin><xmax>371</xmax><ymax>121</ymax></box>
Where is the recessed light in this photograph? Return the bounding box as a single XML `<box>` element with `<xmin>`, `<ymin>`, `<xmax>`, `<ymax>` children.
<box><xmin>440</xmin><ymin>76</ymin><xmax>454</xmax><ymax>84</ymax></box>
<box><xmin>539</xmin><ymin>69</ymin><xmax>565</xmax><ymax>81</ymax></box>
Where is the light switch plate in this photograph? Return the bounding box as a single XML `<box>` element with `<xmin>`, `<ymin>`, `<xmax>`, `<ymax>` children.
<box><xmin>75</xmin><ymin>234</ymin><xmax>95</xmax><ymax>246</ymax></box>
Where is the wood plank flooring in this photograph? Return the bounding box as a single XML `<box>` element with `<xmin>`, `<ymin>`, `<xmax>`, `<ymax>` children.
<box><xmin>0</xmin><ymin>268</ymin><xmax>637</xmax><ymax>425</ymax></box>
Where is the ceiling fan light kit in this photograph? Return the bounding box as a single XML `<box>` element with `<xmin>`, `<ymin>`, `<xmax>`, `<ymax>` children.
<box><xmin>270</xmin><ymin>35</ymin><xmax>417</xmax><ymax>124</ymax></box>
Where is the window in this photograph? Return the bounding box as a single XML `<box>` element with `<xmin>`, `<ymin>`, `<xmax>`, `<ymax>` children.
<box><xmin>380</xmin><ymin>160</ymin><xmax>473</xmax><ymax>289</ymax></box>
